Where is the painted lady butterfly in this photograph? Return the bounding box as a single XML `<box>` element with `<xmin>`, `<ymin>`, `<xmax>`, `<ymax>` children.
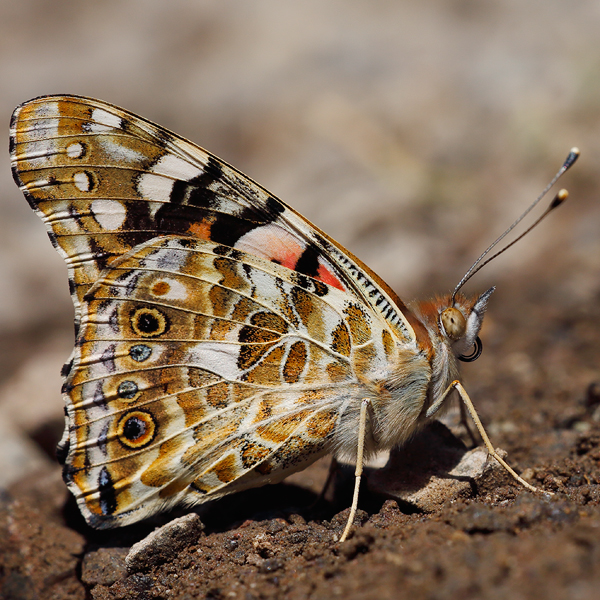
<box><xmin>10</xmin><ymin>96</ymin><xmax>577</xmax><ymax>540</ymax></box>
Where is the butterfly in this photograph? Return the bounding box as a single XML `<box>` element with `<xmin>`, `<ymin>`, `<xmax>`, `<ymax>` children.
<box><xmin>11</xmin><ymin>95</ymin><xmax>576</xmax><ymax>540</ymax></box>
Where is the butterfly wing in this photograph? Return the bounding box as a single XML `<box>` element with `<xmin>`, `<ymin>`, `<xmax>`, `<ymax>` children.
<box><xmin>10</xmin><ymin>95</ymin><xmax>424</xmax><ymax>528</ymax></box>
<box><xmin>10</xmin><ymin>95</ymin><xmax>416</xmax><ymax>343</ymax></box>
<box><xmin>64</xmin><ymin>236</ymin><xmax>401</xmax><ymax>527</ymax></box>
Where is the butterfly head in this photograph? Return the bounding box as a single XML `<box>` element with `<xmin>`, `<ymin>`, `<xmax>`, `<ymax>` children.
<box><xmin>439</xmin><ymin>287</ymin><xmax>495</xmax><ymax>362</ymax></box>
<box><xmin>411</xmin><ymin>287</ymin><xmax>494</xmax><ymax>364</ymax></box>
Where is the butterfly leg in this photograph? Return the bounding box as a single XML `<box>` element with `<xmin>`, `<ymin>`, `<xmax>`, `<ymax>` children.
<box><xmin>309</xmin><ymin>458</ymin><xmax>340</xmax><ymax>511</ymax></box>
<box><xmin>445</xmin><ymin>380</ymin><xmax>548</xmax><ymax>494</ymax></box>
<box><xmin>458</xmin><ymin>400</ymin><xmax>480</xmax><ymax>448</ymax></box>
<box><xmin>339</xmin><ymin>398</ymin><xmax>371</xmax><ymax>542</ymax></box>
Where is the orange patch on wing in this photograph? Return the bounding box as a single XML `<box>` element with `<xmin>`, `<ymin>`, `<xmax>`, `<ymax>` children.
<box><xmin>241</xmin><ymin>440</ymin><xmax>271</xmax><ymax>469</ymax></box>
<box><xmin>176</xmin><ymin>390</ymin><xmax>207</xmax><ymax>427</ymax></box>
<box><xmin>317</xmin><ymin>262</ymin><xmax>344</xmax><ymax>291</ymax></box>
<box><xmin>326</xmin><ymin>361</ymin><xmax>352</xmax><ymax>382</ymax></box>
<box><xmin>331</xmin><ymin>321</ymin><xmax>351</xmax><ymax>357</ymax></box>
<box><xmin>159</xmin><ymin>477</ymin><xmax>192</xmax><ymax>498</ymax></box>
<box><xmin>212</xmin><ymin>454</ymin><xmax>238</xmax><ymax>483</ymax></box>
<box><xmin>152</xmin><ymin>280</ymin><xmax>170</xmax><ymax>296</ymax></box>
<box><xmin>187</xmin><ymin>218</ymin><xmax>214</xmax><ymax>239</ymax></box>
<box><xmin>296</xmin><ymin>389</ymin><xmax>329</xmax><ymax>405</ymax></box>
<box><xmin>256</xmin><ymin>411</ymin><xmax>309</xmax><ymax>444</ymax></box>
<box><xmin>381</xmin><ymin>328</ymin><xmax>396</xmax><ymax>358</ymax></box>
<box><xmin>344</xmin><ymin>304</ymin><xmax>371</xmax><ymax>344</ymax></box>
<box><xmin>306</xmin><ymin>409</ymin><xmax>337</xmax><ymax>439</ymax></box>
<box><xmin>141</xmin><ymin>437</ymin><xmax>183</xmax><ymax>488</ymax></box>
<box><xmin>283</xmin><ymin>341</ymin><xmax>307</xmax><ymax>383</ymax></box>
<box><xmin>206</xmin><ymin>381</ymin><xmax>230</xmax><ymax>409</ymax></box>
<box><xmin>243</xmin><ymin>345</ymin><xmax>285</xmax><ymax>384</ymax></box>
<box><xmin>268</xmin><ymin>434</ymin><xmax>319</xmax><ymax>469</ymax></box>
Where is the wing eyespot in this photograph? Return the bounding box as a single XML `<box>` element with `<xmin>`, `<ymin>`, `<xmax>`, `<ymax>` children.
<box><xmin>130</xmin><ymin>307</ymin><xmax>169</xmax><ymax>337</ymax></box>
<box><xmin>117</xmin><ymin>410</ymin><xmax>156</xmax><ymax>449</ymax></box>
<box><xmin>129</xmin><ymin>344</ymin><xmax>152</xmax><ymax>362</ymax></box>
<box><xmin>117</xmin><ymin>380</ymin><xmax>140</xmax><ymax>401</ymax></box>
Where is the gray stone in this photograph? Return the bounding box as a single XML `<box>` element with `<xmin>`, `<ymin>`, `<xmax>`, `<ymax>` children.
<box><xmin>125</xmin><ymin>513</ymin><xmax>205</xmax><ymax>572</ymax></box>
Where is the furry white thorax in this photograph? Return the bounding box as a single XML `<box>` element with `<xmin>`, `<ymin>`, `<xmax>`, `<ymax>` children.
<box><xmin>332</xmin><ymin>347</ymin><xmax>431</xmax><ymax>463</ymax></box>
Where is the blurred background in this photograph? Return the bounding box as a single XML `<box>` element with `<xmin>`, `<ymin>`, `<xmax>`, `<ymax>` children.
<box><xmin>0</xmin><ymin>0</ymin><xmax>598</xmax><ymax>488</ymax></box>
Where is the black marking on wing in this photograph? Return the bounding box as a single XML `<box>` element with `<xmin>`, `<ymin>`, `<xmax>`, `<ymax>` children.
<box><xmin>61</xmin><ymin>358</ymin><xmax>74</xmax><ymax>378</ymax></box>
<box><xmin>265</xmin><ymin>194</ymin><xmax>285</xmax><ymax>217</ymax></box>
<box><xmin>295</xmin><ymin>244</ymin><xmax>321</xmax><ymax>279</ymax></box>
<box><xmin>213</xmin><ymin>244</ymin><xmax>244</xmax><ymax>261</ymax></box>
<box><xmin>170</xmin><ymin>157</ymin><xmax>222</xmax><ymax>207</ymax></box>
<box><xmin>98</xmin><ymin>467</ymin><xmax>117</xmax><ymax>515</ymax></box>
<box><xmin>88</xmin><ymin>237</ymin><xmax>112</xmax><ymax>274</ymax></box>
<box><xmin>116</xmin><ymin>199</ymin><xmax>156</xmax><ymax>251</ymax></box>
<box><xmin>207</xmin><ymin>209</ymin><xmax>264</xmax><ymax>248</ymax></box>
<box><xmin>56</xmin><ymin>438</ymin><xmax>70</xmax><ymax>465</ymax></box>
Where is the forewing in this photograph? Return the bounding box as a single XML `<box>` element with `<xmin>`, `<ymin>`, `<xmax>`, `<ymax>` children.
<box><xmin>10</xmin><ymin>95</ymin><xmax>415</xmax><ymax>342</ymax></box>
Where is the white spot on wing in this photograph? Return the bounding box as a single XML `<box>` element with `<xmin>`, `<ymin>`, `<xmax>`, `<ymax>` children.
<box><xmin>32</xmin><ymin>102</ymin><xmax>60</xmax><ymax>120</ymax></box>
<box><xmin>90</xmin><ymin>108</ymin><xmax>122</xmax><ymax>133</ymax></box>
<box><xmin>187</xmin><ymin>343</ymin><xmax>241</xmax><ymax>380</ymax></box>
<box><xmin>138</xmin><ymin>172</ymin><xmax>174</xmax><ymax>202</ymax></box>
<box><xmin>153</xmin><ymin>245</ymin><xmax>188</xmax><ymax>272</ymax></box>
<box><xmin>98</xmin><ymin>137</ymin><xmax>145</xmax><ymax>164</ymax></box>
<box><xmin>66</xmin><ymin>142</ymin><xmax>84</xmax><ymax>158</ymax></box>
<box><xmin>73</xmin><ymin>172</ymin><xmax>91</xmax><ymax>192</ymax></box>
<box><xmin>91</xmin><ymin>199</ymin><xmax>127</xmax><ymax>230</ymax></box>
<box><xmin>151</xmin><ymin>154</ymin><xmax>203</xmax><ymax>180</ymax></box>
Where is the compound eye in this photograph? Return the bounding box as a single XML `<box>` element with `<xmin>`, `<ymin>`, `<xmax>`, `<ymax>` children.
<box><xmin>440</xmin><ymin>307</ymin><xmax>467</xmax><ymax>340</ymax></box>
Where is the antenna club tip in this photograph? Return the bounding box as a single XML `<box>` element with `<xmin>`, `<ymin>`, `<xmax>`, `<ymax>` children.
<box><xmin>564</xmin><ymin>148</ymin><xmax>580</xmax><ymax>169</ymax></box>
<box><xmin>551</xmin><ymin>188</ymin><xmax>569</xmax><ymax>208</ymax></box>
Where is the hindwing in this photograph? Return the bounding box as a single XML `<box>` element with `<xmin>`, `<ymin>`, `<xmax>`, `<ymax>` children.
<box><xmin>64</xmin><ymin>236</ymin><xmax>398</xmax><ymax>527</ymax></box>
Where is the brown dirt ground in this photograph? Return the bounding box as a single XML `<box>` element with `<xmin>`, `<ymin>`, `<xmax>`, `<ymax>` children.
<box><xmin>2</xmin><ymin>267</ymin><xmax>600</xmax><ymax>600</ymax></box>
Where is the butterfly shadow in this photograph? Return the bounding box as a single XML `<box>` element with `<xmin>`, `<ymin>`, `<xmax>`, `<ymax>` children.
<box><xmin>364</xmin><ymin>421</ymin><xmax>488</xmax><ymax>513</ymax></box>
<box><xmin>61</xmin><ymin>473</ymin><xmax>338</xmax><ymax>546</ymax></box>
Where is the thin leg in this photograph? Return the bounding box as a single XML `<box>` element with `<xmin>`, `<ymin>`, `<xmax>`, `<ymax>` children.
<box><xmin>339</xmin><ymin>398</ymin><xmax>370</xmax><ymax>542</ymax></box>
<box><xmin>459</xmin><ymin>398</ymin><xmax>479</xmax><ymax>447</ymax></box>
<box><xmin>309</xmin><ymin>457</ymin><xmax>340</xmax><ymax>509</ymax></box>
<box><xmin>449</xmin><ymin>380</ymin><xmax>549</xmax><ymax>494</ymax></box>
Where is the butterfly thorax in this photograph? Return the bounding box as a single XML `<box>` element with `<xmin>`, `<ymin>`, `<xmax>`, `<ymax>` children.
<box><xmin>333</xmin><ymin>290</ymin><xmax>490</xmax><ymax>460</ymax></box>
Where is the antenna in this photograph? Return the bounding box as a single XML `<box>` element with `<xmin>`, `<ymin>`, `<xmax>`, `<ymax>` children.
<box><xmin>451</xmin><ymin>147</ymin><xmax>580</xmax><ymax>304</ymax></box>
